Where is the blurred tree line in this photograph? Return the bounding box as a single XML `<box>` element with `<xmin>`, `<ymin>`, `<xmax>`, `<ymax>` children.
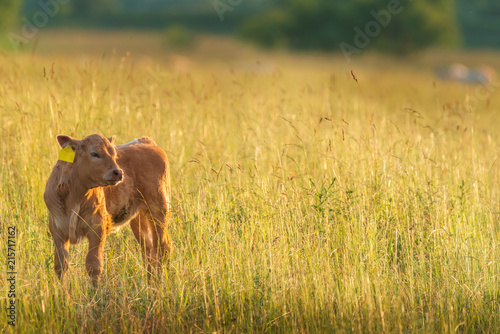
<box><xmin>1</xmin><ymin>0</ymin><xmax>499</xmax><ymax>52</ymax></box>
<box><xmin>240</xmin><ymin>0</ymin><xmax>459</xmax><ymax>54</ymax></box>
<box><xmin>0</xmin><ymin>0</ymin><xmax>21</xmax><ymax>31</ymax></box>
<box><xmin>457</xmin><ymin>0</ymin><xmax>500</xmax><ymax>48</ymax></box>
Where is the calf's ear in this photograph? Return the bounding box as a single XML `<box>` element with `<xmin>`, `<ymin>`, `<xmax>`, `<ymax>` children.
<box><xmin>108</xmin><ymin>135</ymin><xmax>116</xmax><ymax>145</ymax></box>
<box><xmin>56</xmin><ymin>135</ymin><xmax>78</xmax><ymax>149</ymax></box>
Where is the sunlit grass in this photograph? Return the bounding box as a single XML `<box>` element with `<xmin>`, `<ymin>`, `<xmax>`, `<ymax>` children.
<box><xmin>1</xmin><ymin>44</ymin><xmax>500</xmax><ymax>333</ymax></box>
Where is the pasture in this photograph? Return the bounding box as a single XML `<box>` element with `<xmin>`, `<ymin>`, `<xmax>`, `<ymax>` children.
<box><xmin>1</xmin><ymin>31</ymin><xmax>500</xmax><ymax>333</ymax></box>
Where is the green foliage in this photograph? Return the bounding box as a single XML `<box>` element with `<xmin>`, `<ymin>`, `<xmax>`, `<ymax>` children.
<box><xmin>390</xmin><ymin>0</ymin><xmax>459</xmax><ymax>52</ymax></box>
<box><xmin>457</xmin><ymin>0</ymin><xmax>500</xmax><ymax>48</ymax></box>
<box><xmin>241</xmin><ymin>0</ymin><xmax>459</xmax><ymax>53</ymax></box>
<box><xmin>0</xmin><ymin>0</ymin><xmax>21</xmax><ymax>31</ymax></box>
<box><xmin>67</xmin><ymin>0</ymin><xmax>119</xmax><ymax>16</ymax></box>
<box><xmin>240</xmin><ymin>0</ymin><xmax>351</xmax><ymax>51</ymax></box>
<box><xmin>11</xmin><ymin>0</ymin><xmax>499</xmax><ymax>49</ymax></box>
<box><xmin>163</xmin><ymin>24</ymin><xmax>196</xmax><ymax>48</ymax></box>
<box><xmin>240</xmin><ymin>10</ymin><xmax>291</xmax><ymax>48</ymax></box>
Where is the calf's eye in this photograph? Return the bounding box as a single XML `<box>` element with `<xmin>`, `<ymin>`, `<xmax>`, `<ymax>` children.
<box><xmin>91</xmin><ymin>152</ymin><xmax>101</xmax><ymax>159</ymax></box>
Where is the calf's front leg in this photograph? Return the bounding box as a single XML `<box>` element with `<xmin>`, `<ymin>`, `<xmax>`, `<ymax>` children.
<box><xmin>49</xmin><ymin>216</ymin><xmax>70</xmax><ymax>282</ymax></box>
<box><xmin>54</xmin><ymin>238</ymin><xmax>69</xmax><ymax>281</ymax></box>
<box><xmin>85</xmin><ymin>225</ymin><xmax>106</xmax><ymax>286</ymax></box>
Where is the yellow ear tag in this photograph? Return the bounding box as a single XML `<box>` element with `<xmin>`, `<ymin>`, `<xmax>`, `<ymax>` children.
<box><xmin>58</xmin><ymin>146</ymin><xmax>75</xmax><ymax>163</ymax></box>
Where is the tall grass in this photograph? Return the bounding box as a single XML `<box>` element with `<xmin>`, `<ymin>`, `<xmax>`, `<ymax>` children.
<box><xmin>1</xmin><ymin>50</ymin><xmax>500</xmax><ymax>333</ymax></box>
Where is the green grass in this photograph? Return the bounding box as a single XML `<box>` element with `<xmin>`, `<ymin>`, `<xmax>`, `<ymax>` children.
<box><xmin>1</xmin><ymin>36</ymin><xmax>500</xmax><ymax>333</ymax></box>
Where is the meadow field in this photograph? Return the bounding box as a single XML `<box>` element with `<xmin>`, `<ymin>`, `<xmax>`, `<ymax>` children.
<box><xmin>1</xmin><ymin>31</ymin><xmax>500</xmax><ymax>333</ymax></box>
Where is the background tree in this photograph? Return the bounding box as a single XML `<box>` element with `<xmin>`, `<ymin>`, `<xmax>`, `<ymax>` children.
<box><xmin>68</xmin><ymin>0</ymin><xmax>120</xmax><ymax>16</ymax></box>
<box><xmin>240</xmin><ymin>0</ymin><xmax>459</xmax><ymax>54</ymax></box>
<box><xmin>0</xmin><ymin>0</ymin><xmax>21</xmax><ymax>31</ymax></box>
<box><xmin>457</xmin><ymin>0</ymin><xmax>500</xmax><ymax>48</ymax></box>
<box><xmin>11</xmin><ymin>0</ymin><xmax>499</xmax><ymax>51</ymax></box>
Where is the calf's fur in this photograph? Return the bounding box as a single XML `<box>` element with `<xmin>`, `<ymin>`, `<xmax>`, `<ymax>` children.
<box><xmin>44</xmin><ymin>134</ymin><xmax>171</xmax><ymax>285</ymax></box>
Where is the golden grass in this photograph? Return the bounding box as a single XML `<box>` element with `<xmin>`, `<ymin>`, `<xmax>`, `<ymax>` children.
<box><xmin>1</xmin><ymin>32</ymin><xmax>500</xmax><ymax>333</ymax></box>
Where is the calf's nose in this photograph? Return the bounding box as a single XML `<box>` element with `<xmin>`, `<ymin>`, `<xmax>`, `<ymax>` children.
<box><xmin>112</xmin><ymin>169</ymin><xmax>124</xmax><ymax>180</ymax></box>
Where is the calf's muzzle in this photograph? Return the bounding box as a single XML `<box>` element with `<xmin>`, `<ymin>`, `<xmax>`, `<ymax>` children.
<box><xmin>105</xmin><ymin>168</ymin><xmax>124</xmax><ymax>185</ymax></box>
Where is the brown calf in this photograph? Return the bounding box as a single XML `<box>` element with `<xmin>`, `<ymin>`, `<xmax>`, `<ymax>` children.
<box><xmin>44</xmin><ymin>134</ymin><xmax>171</xmax><ymax>285</ymax></box>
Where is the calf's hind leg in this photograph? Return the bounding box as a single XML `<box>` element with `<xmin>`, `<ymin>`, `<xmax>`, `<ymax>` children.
<box><xmin>131</xmin><ymin>209</ymin><xmax>171</xmax><ymax>280</ymax></box>
<box><xmin>150</xmin><ymin>207</ymin><xmax>171</xmax><ymax>276</ymax></box>
<box><xmin>130</xmin><ymin>213</ymin><xmax>155</xmax><ymax>280</ymax></box>
<box><xmin>151</xmin><ymin>185</ymin><xmax>172</xmax><ymax>272</ymax></box>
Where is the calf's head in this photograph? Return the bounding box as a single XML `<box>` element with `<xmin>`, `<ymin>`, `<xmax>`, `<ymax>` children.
<box><xmin>56</xmin><ymin>134</ymin><xmax>124</xmax><ymax>189</ymax></box>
